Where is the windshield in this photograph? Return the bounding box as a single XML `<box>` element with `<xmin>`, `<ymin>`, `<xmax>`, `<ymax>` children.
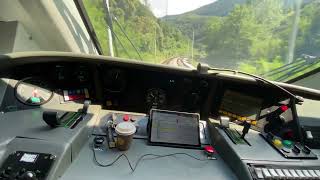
<box><xmin>82</xmin><ymin>0</ymin><xmax>319</xmax><ymax>88</ymax></box>
<box><xmin>1</xmin><ymin>0</ymin><xmax>319</xmax><ymax>89</ymax></box>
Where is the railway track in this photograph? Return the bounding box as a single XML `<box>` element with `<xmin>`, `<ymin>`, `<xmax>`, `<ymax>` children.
<box><xmin>161</xmin><ymin>57</ymin><xmax>195</xmax><ymax>69</ymax></box>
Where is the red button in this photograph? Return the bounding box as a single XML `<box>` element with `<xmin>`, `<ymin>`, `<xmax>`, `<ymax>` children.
<box><xmin>280</xmin><ymin>105</ymin><xmax>289</xmax><ymax>112</ymax></box>
<box><xmin>123</xmin><ymin>114</ymin><xmax>130</xmax><ymax>121</ymax></box>
<box><xmin>204</xmin><ymin>145</ymin><xmax>216</xmax><ymax>154</ymax></box>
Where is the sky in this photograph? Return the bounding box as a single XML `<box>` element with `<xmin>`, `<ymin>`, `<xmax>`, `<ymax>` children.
<box><xmin>145</xmin><ymin>0</ymin><xmax>216</xmax><ymax>17</ymax></box>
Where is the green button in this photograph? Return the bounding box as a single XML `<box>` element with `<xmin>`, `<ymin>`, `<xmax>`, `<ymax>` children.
<box><xmin>282</xmin><ymin>140</ymin><xmax>293</xmax><ymax>148</ymax></box>
<box><xmin>31</xmin><ymin>97</ymin><xmax>41</xmax><ymax>103</ymax></box>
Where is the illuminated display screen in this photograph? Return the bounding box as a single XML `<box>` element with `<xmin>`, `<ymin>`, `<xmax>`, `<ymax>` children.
<box><xmin>20</xmin><ymin>153</ymin><xmax>38</xmax><ymax>163</ymax></box>
<box><xmin>219</xmin><ymin>90</ymin><xmax>263</xmax><ymax>121</ymax></box>
<box><xmin>149</xmin><ymin>109</ymin><xmax>200</xmax><ymax>147</ymax></box>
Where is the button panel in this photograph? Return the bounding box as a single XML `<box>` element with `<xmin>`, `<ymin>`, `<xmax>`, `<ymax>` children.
<box><xmin>262</xmin><ymin>133</ymin><xmax>318</xmax><ymax>159</ymax></box>
<box><xmin>248</xmin><ymin>164</ymin><xmax>320</xmax><ymax>180</ymax></box>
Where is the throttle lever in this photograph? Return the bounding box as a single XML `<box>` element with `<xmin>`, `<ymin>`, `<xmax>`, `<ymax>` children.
<box><xmin>82</xmin><ymin>100</ymin><xmax>91</xmax><ymax>114</ymax></box>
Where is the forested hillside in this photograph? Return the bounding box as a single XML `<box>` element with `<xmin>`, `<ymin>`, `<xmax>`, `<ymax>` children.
<box><xmin>83</xmin><ymin>0</ymin><xmax>196</xmax><ymax>63</ymax></box>
<box><xmin>84</xmin><ymin>0</ymin><xmax>320</xmax><ymax>76</ymax></box>
<box><xmin>167</xmin><ymin>0</ymin><xmax>320</xmax><ymax>73</ymax></box>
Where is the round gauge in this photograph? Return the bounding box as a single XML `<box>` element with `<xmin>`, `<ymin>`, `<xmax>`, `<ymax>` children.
<box><xmin>145</xmin><ymin>88</ymin><xmax>166</xmax><ymax>107</ymax></box>
<box><xmin>14</xmin><ymin>77</ymin><xmax>54</xmax><ymax>106</ymax></box>
<box><xmin>104</xmin><ymin>69</ymin><xmax>126</xmax><ymax>93</ymax></box>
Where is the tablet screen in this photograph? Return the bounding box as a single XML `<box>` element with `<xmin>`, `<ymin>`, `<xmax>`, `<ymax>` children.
<box><xmin>149</xmin><ymin>109</ymin><xmax>200</xmax><ymax>147</ymax></box>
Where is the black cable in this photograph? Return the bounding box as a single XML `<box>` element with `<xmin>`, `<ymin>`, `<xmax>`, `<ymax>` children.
<box><xmin>207</xmin><ymin>67</ymin><xmax>303</xmax><ymax>104</ymax></box>
<box><xmin>112</xmin><ymin>16</ymin><xmax>143</xmax><ymax>61</ymax></box>
<box><xmin>92</xmin><ymin>145</ymin><xmax>208</xmax><ymax>172</ymax></box>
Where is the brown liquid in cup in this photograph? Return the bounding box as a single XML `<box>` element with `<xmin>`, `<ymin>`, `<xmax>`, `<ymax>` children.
<box><xmin>116</xmin><ymin>134</ymin><xmax>134</xmax><ymax>151</ymax></box>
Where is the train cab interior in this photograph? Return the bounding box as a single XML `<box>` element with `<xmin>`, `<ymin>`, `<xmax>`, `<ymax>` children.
<box><xmin>0</xmin><ymin>0</ymin><xmax>320</xmax><ymax>179</ymax></box>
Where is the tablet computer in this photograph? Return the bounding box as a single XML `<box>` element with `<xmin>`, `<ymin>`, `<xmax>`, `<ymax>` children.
<box><xmin>148</xmin><ymin>109</ymin><xmax>201</xmax><ymax>149</ymax></box>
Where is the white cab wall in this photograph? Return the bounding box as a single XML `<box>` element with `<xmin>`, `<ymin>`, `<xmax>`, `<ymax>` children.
<box><xmin>0</xmin><ymin>0</ymin><xmax>98</xmax><ymax>54</ymax></box>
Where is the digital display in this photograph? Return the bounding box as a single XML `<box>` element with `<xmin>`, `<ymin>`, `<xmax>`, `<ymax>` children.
<box><xmin>149</xmin><ymin>109</ymin><xmax>200</xmax><ymax>147</ymax></box>
<box><xmin>20</xmin><ymin>153</ymin><xmax>38</xmax><ymax>163</ymax></box>
<box><xmin>219</xmin><ymin>90</ymin><xmax>263</xmax><ymax>121</ymax></box>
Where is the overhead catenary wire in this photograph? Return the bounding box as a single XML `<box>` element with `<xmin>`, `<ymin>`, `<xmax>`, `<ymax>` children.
<box><xmin>108</xmin><ymin>27</ymin><xmax>131</xmax><ymax>58</ymax></box>
<box><xmin>112</xmin><ymin>15</ymin><xmax>143</xmax><ymax>61</ymax></box>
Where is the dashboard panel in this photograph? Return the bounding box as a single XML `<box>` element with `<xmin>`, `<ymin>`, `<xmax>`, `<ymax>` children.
<box><xmin>0</xmin><ymin>55</ymin><xmax>318</xmax><ymax>118</ymax></box>
<box><xmin>99</xmin><ymin>64</ymin><xmax>210</xmax><ymax>113</ymax></box>
<box><xmin>0</xmin><ymin>61</ymin><xmax>211</xmax><ymax>114</ymax></box>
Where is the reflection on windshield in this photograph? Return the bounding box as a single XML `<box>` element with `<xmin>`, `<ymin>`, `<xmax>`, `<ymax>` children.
<box><xmin>86</xmin><ymin>0</ymin><xmax>320</xmax><ymax>83</ymax></box>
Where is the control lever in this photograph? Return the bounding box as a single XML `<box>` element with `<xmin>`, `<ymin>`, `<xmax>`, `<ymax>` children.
<box><xmin>81</xmin><ymin>100</ymin><xmax>91</xmax><ymax>114</ymax></box>
<box><xmin>42</xmin><ymin>100</ymin><xmax>91</xmax><ymax>128</ymax></box>
<box><xmin>241</xmin><ymin>121</ymin><xmax>251</xmax><ymax>139</ymax></box>
<box><xmin>264</xmin><ymin>105</ymin><xmax>289</xmax><ymax>133</ymax></box>
<box><xmin>70</xmin><ymin>100</ymin><xmax>91</xmax><ymax>129</ymax></box>
<box><xmin>42</xmin><ymin>111</ymin><xmax>62</xmax><ymax>128</ymax></box>
<box><xmin>305</xmin><ymin>131</ymin><xmax>313</xmax><ymax>140</ymax></box>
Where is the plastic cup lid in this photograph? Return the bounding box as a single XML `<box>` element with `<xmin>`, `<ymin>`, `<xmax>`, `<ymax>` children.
<box><xmin>115</xmin><ymin>122</ymin><xmax>136</xmax><ymax>136</ymax></box>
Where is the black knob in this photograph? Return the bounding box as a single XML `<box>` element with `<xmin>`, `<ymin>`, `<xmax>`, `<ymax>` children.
<box><xmin>292</xmin><ymin>145</ymin><xmax>301</xmax><ymax>154</ymax></box>
<box><xmin>94</xmin><ymin>136</ymin><xmax>104</xmax><ymax>144</ymax></box>
<box><xmin>3</xmin><ymin>166</ymin><xmax>12</xmax><ymax>175</ymax></box>
<box><xmin>20</xmin><ymin>171</ymin><xmax>37</xmax><ymax>180</ymax></box>
<box><xmin>19</xmin><ymin>168</ymin><xmax>26</xmax><ymax>174</ymax></box>
<box><xmin>302</xmin><ymin>145</ymin><xmax>311</xmax><ymax>154</ymax></box>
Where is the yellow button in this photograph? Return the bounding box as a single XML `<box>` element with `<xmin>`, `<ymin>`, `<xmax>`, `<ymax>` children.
<box><xmin>273</xmin><ymin>139</ymin><xmax>283</xmax><ymax>148</ymax></box>
<box><xmin>250</xmin><ymin>121</ymin><xmax>257</xmax><ymax>125</ymax></box>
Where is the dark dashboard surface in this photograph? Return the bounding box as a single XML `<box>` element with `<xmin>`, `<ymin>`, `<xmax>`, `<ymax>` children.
<box><xmin>1</xmin><ymin>52</ymin><xmax>320</xmax><ymax>117</ymax></box>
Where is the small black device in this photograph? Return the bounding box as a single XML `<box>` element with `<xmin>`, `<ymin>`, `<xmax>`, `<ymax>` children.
<box><xmin>93</xmin><ymin>136</ymin><xmax>105</xmax><ymax>149</ymax></box>
<box><xmin>0</xmin><ymin>151</ymin><xmax>55</xmax><ymax>180</ymax></box>
<box><xmin>148</xmin><ymin>109</ymin><xmax>201</xmax><ymax>149</ymax></box>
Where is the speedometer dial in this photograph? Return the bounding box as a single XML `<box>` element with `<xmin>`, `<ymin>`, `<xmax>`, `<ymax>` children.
<box><xmin>145</xmin><ymin>88</ymin><xmax>166</xmax><ymax>108</ymax></box>
<box><xmin>14</xmin><ymin>77</ymin><xmax>54</xmax><ymax>106</ymax></box>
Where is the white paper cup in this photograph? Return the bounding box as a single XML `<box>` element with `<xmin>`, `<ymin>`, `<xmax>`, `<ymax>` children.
<box><xmin>115</xmin><ymin>122</ymin><xmax>136</xmax><ymax>151</ymax></box>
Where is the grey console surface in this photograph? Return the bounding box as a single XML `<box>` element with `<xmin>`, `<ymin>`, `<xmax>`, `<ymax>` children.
<box><xmin>60</xmin><ymin>138</ymin><xmax>237</xmax><ymax>180</ymax></box>
<box><xmin>0</xmin><ymin>105</ymin><xmax>101</xmax><ymax>180</ymax></box>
